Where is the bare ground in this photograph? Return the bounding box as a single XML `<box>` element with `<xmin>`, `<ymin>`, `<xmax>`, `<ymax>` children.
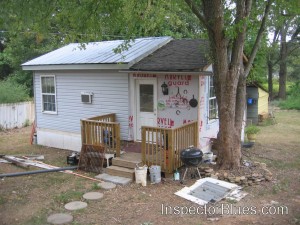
<box><xmin>0</xmin><ymin>109</ymin><xmax>299</xmax><ymax>225</ymax></box>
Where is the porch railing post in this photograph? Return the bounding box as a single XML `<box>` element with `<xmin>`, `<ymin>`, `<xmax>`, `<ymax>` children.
<box><xmin>167</xmin><ymin>129</ymin><xmax>174</xmax><ymax>174</ymax></box>
<box><xmin>81</xmin><ymin>120</ymin><xmax>86</xmax><ymax>145</ymax></box>
<box><xmin>141</xmin><ymin>127</ymin><xmax>146</xmax><ymax>165</ymax></box>
<box><xmin>115</xmin><ymin>123</ymin><xmax>121</xmax><ymax>157</ymax></box>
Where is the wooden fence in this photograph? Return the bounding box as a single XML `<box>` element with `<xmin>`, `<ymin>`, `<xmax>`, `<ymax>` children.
<box><xmin>81</xmin><ymin>113</ymin><xmax>121</xmax><ymax>156</ymax></box>
<box><xmin>0</xmin><ymin>101</ymin><xmax>35</xmax><ymax>129</ymax></box>
<box><xmin>141</xmin><ymin>121</ymin><xmax>198</xmax><ymax>174</ymax></box>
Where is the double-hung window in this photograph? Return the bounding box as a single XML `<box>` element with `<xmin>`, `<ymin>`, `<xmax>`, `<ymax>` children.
<box><xmin>41</xmin><ymin>75</ymin><xmax>57</xmax><ymax>113</ymax></box>
<box><xmin>208</xmin><ymin>77</ymin><xmax>218</xmax><ymax>120</ymax></box>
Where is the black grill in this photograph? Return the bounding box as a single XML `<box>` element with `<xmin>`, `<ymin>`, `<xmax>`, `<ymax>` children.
<box><xmin>180</xmin><ymin>146</ymin><xmax>203</xmax><ymax>167</ymax></box>
<box><xmin>180</xmin><ymin>146</ymin><xmax>203</xmax><ymax>182</ymax></box>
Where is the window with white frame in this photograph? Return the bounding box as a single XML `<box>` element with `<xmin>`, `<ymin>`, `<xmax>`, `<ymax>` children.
<box><xmin>41</xmin><ymin>76</ymin><xmax>57</xmax><ymax>113</ymax></box>
<box><xmin>208</xmin><ymin>77</ymin><xmax>218</xmax><ymax>120</ymax></box>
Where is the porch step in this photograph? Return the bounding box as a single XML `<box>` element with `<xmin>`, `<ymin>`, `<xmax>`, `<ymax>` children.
<box><xmin>95</xmin><ymin>173</ymin><xmax>132</xmax><ymax>185</ymax></box>
<box><xmin>105</xmin><ymin>165</ymin><xmax>135</xmax><ymax>180</ymax></box>
<box><xmin>112</xmin><ymin>157</ymin><xmax>141</xmax><ymax>169</ymax></box>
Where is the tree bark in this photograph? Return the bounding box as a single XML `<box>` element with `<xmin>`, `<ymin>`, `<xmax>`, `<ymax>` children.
<box><xmin>185</xmin><ymin>0</ymin><xmax>272</xmax><ymax>169</ymax></box>
<box><xmin>268</xmin><ymin>60</ymin><xmax>273</xmax><ymax>100</ymax></box>
<box><xmin>278</xmin><ymin>25</ymin><xmax>288</xmax><ymax>99</ymax></box>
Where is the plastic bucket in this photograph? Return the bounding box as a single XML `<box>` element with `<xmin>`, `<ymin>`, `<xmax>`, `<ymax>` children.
<box><xmin>149</xmin><ymin>165</ymin><xmax>161</xmax><ymax>183</ymax></box>
<box><xmin>203</xmin><ymin>152</ymin><xmax>213</xmax><ymax>163</ymax></box>
<box><xmin>135</xmin><ymin>166</ymin><xmax>148</xmax><ymax>186</ymax></box>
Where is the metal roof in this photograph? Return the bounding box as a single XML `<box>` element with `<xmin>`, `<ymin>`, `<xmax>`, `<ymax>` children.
<box><xmin>22</xmin><ymin>37</ymin><xmax>172</xmax><ymax>70</ymax></box>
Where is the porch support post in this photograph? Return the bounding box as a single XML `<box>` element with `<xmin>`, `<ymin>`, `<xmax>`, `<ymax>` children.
<box><xmin>115</xmin><ymin>123</ymin><xmax>121</xmax><ymax>157</ymax></box>
<box><xmin>168</xmin><ymin>130</ymin><xmax>174</xmax><ymax>174</ymax></box>
<box><xmin>141</xmin><ymin>127</ymin><xmax>146</xmax><ymax>165</ymax></box>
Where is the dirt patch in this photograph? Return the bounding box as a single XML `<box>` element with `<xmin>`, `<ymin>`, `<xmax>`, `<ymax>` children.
<box><xmin>0</xmin><ymin>110</ymin><xmax>300</xmax><ymax>225</ymax></box>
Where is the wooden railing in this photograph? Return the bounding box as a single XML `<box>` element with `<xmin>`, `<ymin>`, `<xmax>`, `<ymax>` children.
<box><xmin>81</xmin><ymin>113</ymin><xmax>121</xmax><ymax>157</ymax></box>
<box><xmin>142</xmin><ymin>121</ymin><xmax>198</xmax><ymax>174</ymax></box>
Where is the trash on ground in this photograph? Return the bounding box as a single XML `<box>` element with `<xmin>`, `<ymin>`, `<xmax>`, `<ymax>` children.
<box><xmin>175</xmin><ymin>177</ymin><xmax>248</xmax><ymax>205</ymax></box>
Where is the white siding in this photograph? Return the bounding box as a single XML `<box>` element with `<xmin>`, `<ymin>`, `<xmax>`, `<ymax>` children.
<box><xmin>198</xmin><ymin>75</ymin><xmax>219</xmax><ymax>152</ymax></box>
<box><xmin>34</xmin><ymin>70</ymin><xmax>129</xmax><ymax>143</ymax></box>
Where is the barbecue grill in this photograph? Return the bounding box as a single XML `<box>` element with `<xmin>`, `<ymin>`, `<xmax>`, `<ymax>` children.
<box><xmin>180</xmin><ymin>146</ymin><xmax>203</xmax><ymax>182</ymax></box>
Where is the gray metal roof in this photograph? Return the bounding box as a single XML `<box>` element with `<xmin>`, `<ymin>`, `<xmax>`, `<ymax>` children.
<box><xmin>22</xmin><ymin>37</ymin><xmax>172</xmax><ymax>70</ymax></box>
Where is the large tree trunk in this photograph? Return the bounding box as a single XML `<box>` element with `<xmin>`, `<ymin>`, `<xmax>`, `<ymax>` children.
<box><xmin>202</xmin><ymin>0</ymin><xmax>247</xmax><ymax>169</ymax></box>
<box><xmin>268</xmin><ymin>60</ymin><xmax>273</xmax><ymax>100</ymax></box>
<box><xmin>185</xmin><ymin>0</ymin><xmax>271</xmax><ymax>169</ymax></box>
<box><xmin>278</xmin><ymin>25</ymin><xmax>288</xmax><ymax>99</ymax></box>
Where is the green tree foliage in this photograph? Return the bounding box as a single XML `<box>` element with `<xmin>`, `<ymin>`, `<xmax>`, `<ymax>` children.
<box><xmin>0</xmin><ymin>0</ymin><xmax>204</xmax><ymax>100</ymax></box>
<box><xmin>0</xmin><ymin>78</ymin><xmax>30</xmax><ymax>103</ymax></box>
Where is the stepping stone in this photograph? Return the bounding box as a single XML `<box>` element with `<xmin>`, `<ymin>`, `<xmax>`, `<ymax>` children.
<box><xmin>47</xmin><ymin>213</ymin><xmax>73</xmax><ymax>224</ymax></box>
<box><xmin>83</xmin><ymin>192</ymin><xmax>104</xmax><ymax>200</ymax></box>
<box><xmin>64</xmin><ymin>201</ymin><xmax>87</xmax><ymax>211</ymax></box>
<box><xmin>97</xmin><ymin>182</ymin><xmax>117</xmax><ymax>190</ymax></box>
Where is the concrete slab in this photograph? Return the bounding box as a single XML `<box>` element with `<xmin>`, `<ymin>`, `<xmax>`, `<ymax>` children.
<box><xmin>47</xmin><ymin>213</ymin><xmax>73</xmax><ymax>224</ymax></box>
<box><xmin>64</xmin><ymin>201</ymin><xmax>87</xmax><ymax>211</ymax></box>
<box><xmin>95</xmin><ymin>173</ymin><xmax>132</xmax><ymax>185</ymax></box>
<box><xmin>97</xmin><ymin>182</ymin><xmax>117</xmax><ymax>190</ymax></box>
<box><xmin>83</xmin><ymin>192</ymin><xmax>104</xmax><ymax>200</ymax></box>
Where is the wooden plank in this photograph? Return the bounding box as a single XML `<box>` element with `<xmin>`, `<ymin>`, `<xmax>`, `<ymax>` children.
<box><xmin>3</xmin><ymin>156</ymin><xmax>30</xmax><ymax>169</ymax></box>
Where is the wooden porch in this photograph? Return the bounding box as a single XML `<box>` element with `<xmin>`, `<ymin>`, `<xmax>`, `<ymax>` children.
<box><xmin>81</xmin><ymin>113</ymin><xmax>198</xmax><ymax>175</ymax></box>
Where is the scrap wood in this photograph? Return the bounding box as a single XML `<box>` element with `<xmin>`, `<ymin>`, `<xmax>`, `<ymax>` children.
<box><xmin>21</xmin><ymin>156</ymin><xmax>102</xmax><ymax>182</ymax></box>
<box><xmin>2</xmin><ymin>156</ymin><xmax>30</xmax><ymax>169</ymax></box>
<box><xmin>0</xmin><ymin>159</ymin><xmax>10</xmax><ymax>163</ymax></box>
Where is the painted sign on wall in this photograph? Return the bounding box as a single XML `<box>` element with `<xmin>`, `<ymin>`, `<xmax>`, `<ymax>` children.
<box><xmin>157</xmin><ymin>74</ymin><xmax>199</xmax><ymax>128</ymax></box>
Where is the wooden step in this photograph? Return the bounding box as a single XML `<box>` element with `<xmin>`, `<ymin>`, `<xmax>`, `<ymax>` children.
<box><xmin>112</xmin><ymin>157</ymin><xmax>141</xmax><ymax>169</ymax></box>
<box><xmin>105</xmin><ymin>166</ymin><xmax>135</xmax><ymax>180</ymax></box>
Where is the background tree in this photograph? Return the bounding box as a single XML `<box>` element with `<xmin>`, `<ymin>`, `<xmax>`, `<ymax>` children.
<box><xmin>266</xmin><ymin>0</ymin><xmax>300</xmax><ymax>99</ymax></box>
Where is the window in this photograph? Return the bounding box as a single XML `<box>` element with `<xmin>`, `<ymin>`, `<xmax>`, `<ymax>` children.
<box><xmin>208</xmin><ymin>77</ymin><xmax>218</xmax><ymax>120</ymax></box>
<box><xmin>41</xmin><ymin>76</ymin><xmax>57</xmax><ymax>113</ymax></box>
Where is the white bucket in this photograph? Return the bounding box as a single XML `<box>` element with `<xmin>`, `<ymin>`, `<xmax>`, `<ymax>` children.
<box><xmin>203</xmin><ymin>152</ymin><xmax>213</xmax><ymax>163</ymax></box>
<box><xmin>149</xmin><ymin>165</ymin><xmax>161</xmax><ymax>183</ymax></box>
<box><xmin>135</xmin><ymin>166</ymin><xmax>148</xmax><ymax>186</ymax></box>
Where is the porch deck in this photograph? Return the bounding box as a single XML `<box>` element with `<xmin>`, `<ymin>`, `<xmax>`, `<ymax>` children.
<box><xmin>81</xmin><ymin>113</ymin><xmax>198</xmax><ymax>174</ymax></box>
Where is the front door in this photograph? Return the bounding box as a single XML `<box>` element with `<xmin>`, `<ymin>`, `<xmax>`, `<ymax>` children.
<box><xmin>136</xmin><ymin>79</ymin><xmax>157</xmax><ymax>141</ymax></box>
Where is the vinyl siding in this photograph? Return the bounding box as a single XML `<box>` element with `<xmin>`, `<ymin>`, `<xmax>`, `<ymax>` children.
<box><xmin>258</xmin><ymin>88</ymin><xmax>269</xmax><ymax>114</ymax></box>
<box><xmin>34</xmin><ymin>70</ymin><xmax>129</xmax><ymax>140</ymax></box>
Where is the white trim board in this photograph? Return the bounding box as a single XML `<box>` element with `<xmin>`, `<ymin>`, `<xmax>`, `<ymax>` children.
<box><xmin>37</xmin><ymin>128</ymin><xmax>81</xmax><ymax>152</ymax></box>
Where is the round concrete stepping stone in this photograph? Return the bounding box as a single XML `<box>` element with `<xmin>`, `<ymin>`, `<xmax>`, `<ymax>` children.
<box><xmin>97</xmin><ymin>182</ymin><xmax>116</xmax><ymax>190</ymax></box>
<box><xmin>64</xmin><ymin>201</ymin><xmax>87</xmax><ymax>211</ymax></box>
<box><xmin>47</xmin><ymin>213</ymin><xmax>73</xmax><ymax>225</ymax></box>
<box><xmin>83</xmin><ymin>192</ymin><xmax>104</xmax><ymax>200</ymax></box>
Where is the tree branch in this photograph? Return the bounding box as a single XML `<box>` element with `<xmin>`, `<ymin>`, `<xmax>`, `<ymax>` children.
<box><xmin>184</xmin><ymin>0</ymin><xmax>211</xmax><ymax>30</ymax></box>
<box><xmin>273</xmin><ymin>45</ymin><xmax>300</xmax><ymax>65</ymax></box>
<box><xmin>244</xmin><ymin>0</ymin><xmax>274</xmax><ymax>77</ymax></box>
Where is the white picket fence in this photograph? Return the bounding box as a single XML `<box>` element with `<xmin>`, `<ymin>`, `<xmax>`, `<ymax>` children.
<box><xmin>0</xmin><ymin>101</ymin><xmax>35</xmax><ymax>129</ymax></box>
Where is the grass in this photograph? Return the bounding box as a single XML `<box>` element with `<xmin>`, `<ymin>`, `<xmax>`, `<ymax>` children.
<box><xmin>24</xmin><ymin>211</ymin><xmax>48</xmax><ymax>225</ymax></box>
<box><xmin>0</xmin><ymin>196</ymin><xmax>6</xmax><ymax>205</ymax></box>
<box><xmin>272</xmin><ymin>178</ymin><xmax>290</xmax><ymax>194</ymax></box>
<box><xmin>275</xmin><ymin>81</ymin><xmax>300</xmax><ymax>110</ymax></box>
<box><xmin>258</xmin><ymin>117</ymin><xmax>277</xmax><ymax>126</ymax></box>
<box><xmin>278</xmin><ymin>96</ymin><xmax>300</xmax><ymax>110</ymax></box>
<box><xmin>91</xmin><ymin>182</ymin><xmax>101</xmax><ymax>190</ymax></box>
<box><xmin>54</xmin><ymin>190</ymin><xmax>84</xmax><ymax>204</ymax></box>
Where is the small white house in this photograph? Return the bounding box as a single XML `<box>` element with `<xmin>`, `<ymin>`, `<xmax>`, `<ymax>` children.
<box><xmin>22</xmin><ymin>37</ymin><xmax>219</xmax><ymax>156</ymax></box>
